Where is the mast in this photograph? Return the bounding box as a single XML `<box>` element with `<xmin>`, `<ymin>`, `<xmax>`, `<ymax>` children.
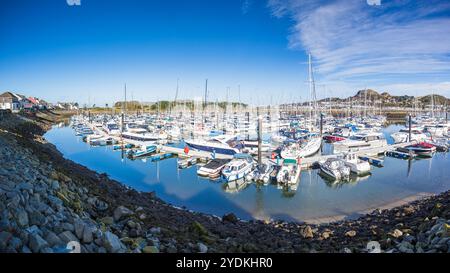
<box><xmin>124</xmin><ymin>83</ymin><xmax>127</xmax><ymax>115</ymax></box>
<box><xmin>307</xmin><ymin>53</ymin><xmax>317</xmax><ymax>130</ymax></box>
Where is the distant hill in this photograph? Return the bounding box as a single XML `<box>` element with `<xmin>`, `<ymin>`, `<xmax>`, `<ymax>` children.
<box><xmin>310</xmin><ymin>89</ymin><xmax>449</xmax><ymax>108</ymax></box>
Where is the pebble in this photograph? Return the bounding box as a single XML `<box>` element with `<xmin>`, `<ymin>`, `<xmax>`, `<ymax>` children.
<box><xmin>300</xmin><ymin>226</ymin><xmax>314</xmax><ymax>238</ymax></box>
<box><xmin>390</xmin><ymin>229</ymin><xmax>403</xmax><ymax>238</ymax></box>
<box><xmin>143</xmin><ymin>245</ymin><xmax>159</xmax><ymax>253</ymax></box>
<box><xmin>198</xmin><ymin>242</ymin><xmax>208</xmax><ymax>253</ymax></box>
<box><xmin>113</xmin><ymin>206</ymin><xmax>133</xmax><ymax>221</ymax></box>
<box><xmin>345</xmin><ymin>230</ymin><xmax>357</xmax><ymax>237</ymax></box>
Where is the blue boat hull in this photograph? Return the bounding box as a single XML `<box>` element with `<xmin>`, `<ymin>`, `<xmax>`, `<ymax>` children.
<box><xmin>186</xmin><ymin>143</ymin><xmax>237</xmax><ymax>155</ymax></box>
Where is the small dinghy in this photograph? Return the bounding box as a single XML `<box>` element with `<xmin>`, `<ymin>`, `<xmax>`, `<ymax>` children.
<box><xmin>358</xmin><ymin>156</ymin><xmax>384</xmax><ymax>167</ymax></box>
<box><xmin>178</xmin><ymin>157</ymin><xmax>199</xmax><ymax>169</ymax></box>
<box><xmin>128</xmin><ymin>145</ymin><xmax>157</xmax><ymax>159</ymax></box>
<box><xmin>385</xmin><ymin>147</ymin><xmax>416</xmax><ymax>159</ymax></box>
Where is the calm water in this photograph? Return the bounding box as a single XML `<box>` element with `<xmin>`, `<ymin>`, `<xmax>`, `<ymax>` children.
<box><xmin>44</xmin><ymin>126</ymin><xmax>450</xmax><ymax>222</ymax></box>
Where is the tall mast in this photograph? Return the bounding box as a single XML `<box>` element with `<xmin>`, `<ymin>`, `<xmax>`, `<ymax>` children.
<box><xmin>124</xmin><ymin>83</ymin><xmax>127</xmax><ymax>115</ymax></box>
<box><xmin>307</xmin><ymin>53</ymin><xmax>317</xmax><ymax>128</ymax></box>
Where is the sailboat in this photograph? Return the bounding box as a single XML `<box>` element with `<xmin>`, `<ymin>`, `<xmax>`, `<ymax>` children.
<box><xmin>280</xmin><ymin>53</ymin><xmax>322</xmax><ymax>159</ymax></box>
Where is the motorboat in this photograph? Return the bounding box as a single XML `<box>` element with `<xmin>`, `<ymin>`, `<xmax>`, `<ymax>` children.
<box><xmin>221</xmin><ymin>153</ymin><xmax>254</xmax><ymax>182</ymax></box>
<box><xmin>197</xmin><ymin>158</ymin><xmax>231</xmax><ymax>179</ymax></box>
<box><xmin>404</xmin><ymin>142</ymin><xmax>436</xmax><ymax>157</ymax></box>
<box><xmin>185</xmin><ymin>135</ymin><xmax>243</xmax><ymax>155</ymax></box>
<box><xmin>128</xmin><ymin>145</ymin><xmax>157</xmax><ymax>159</ymax></box>
<box><xmin>319</xmin><ymin>158</ymin><xmax>350</xmax><ymax>181</ymax></box>
<box><xmin>280</xmin><ymin>136</ymin><xmax>322</xmax><ymax>159</ymax></box>
<box><xmin>391</xmin><ymin>128</ymin><xmax>428</xmax><ymax>143</ymax></box>
<box><xmin>339</xmin><ymin>153</ymin><xmax>371</xmax><ymax>175</ymax></box>
<box><xmin>276</xmin><ymin>158</ymin><xmax>301</xmax><ymax>186</ymax></box>
<box><xmin>332</xmin><ymin>132</ymin><xmax>387</xmax><ymax>154</ymax></box>
<box><xmin>254</xmin><ymin>163</ymin><xmax>275</xmax><ymax>185</ymax></box>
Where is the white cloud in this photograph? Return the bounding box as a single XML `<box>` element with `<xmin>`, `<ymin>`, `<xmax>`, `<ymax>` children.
<box><xmin>267</xmin><ymin>0</ymin><xmax>450</xmax><ymax>96</ymax></box>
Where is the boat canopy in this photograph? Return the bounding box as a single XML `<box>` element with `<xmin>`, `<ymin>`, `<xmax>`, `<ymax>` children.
<box><xmin>233</xmin><ymin>153</ymin><xmax>253</xmax><ymax>159</ymax></box>
<box><xmin>283</xmin><ymin>158</ymin><xmax>297</xmax><ymax>164</ymax></box>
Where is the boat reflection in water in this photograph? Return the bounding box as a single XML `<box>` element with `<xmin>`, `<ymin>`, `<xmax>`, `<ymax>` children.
<box><xmin>322</xmin><ymin>173</ymin><xmax>371</xmax><ymax>189</ymax></box>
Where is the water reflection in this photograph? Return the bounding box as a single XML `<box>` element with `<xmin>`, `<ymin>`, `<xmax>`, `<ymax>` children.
<box><xmin>44</xmin><ymin>126</ymin><xmax>450</xmax><ymax>222</ymax></box>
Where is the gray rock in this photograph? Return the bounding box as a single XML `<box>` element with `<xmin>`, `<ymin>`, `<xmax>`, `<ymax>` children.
<box><xmin>58</xmin><ymin>231</ymin><xmax>79</xmax><ymax>244</ymax></box>
<box><xmin>47</xmin><ymin>196</ymin><xmax>64</xmax><ymax>212</ymax></box>
<box><xmin>103</xmin><ymin>232</ymin><xmax>125</xmax><ymax>253</ymax></box>
<box><xmin>113</xmin><ymin>206</ymin><xmax>133</xmax><ymax>221</ymax></box>
<box><xmin>14</xmin><ymin>208</ymin><xmax>29</xmax><ymax>227</ymax></box>
<box><xmin>26</xmin><ymin>225</ymin><xmax>41</xmax><ymax>235</ymax></box>
<box><xmin>40</xmin><ymin>247</ymin><xmax>54</xmax><ymax>253</ymax></box>
<box><xmin>149</xmin><ymin>227</ymin><xmax>161</xmax><ymax>234</ymax></box>
<box><xmin>16</xmin><ymin>182</ymin><xmax>34</xmax><ymax>193</ymax></box>
<box><xmin>0</xmin><ymin>231</ymin><xmax>12</xmax><ymax>250</ymax></box>
<box><xmin>74</xmin><ymin>218</ymin><xmax>85</xmax><ymax>239</ymax></box>
<box><xmin>50</xmin><ymin>181</ymin><xmax>60</xmax><ymax>191</ymax></box>
<box><xmin>45</xmin><ymin>231</ymin><xmax>64</xmax><ymax>247</ymax></box>
<box><xmin>97</xmin><ymin>247</ymin><xmax>107</xmax><ymax>253</ymax></box>
<box><xmin>397</xmin><ymin>241</ymin><xmax>414</xmax><ymax>253</ymax></box>
<box><xmin>29</xmin><ymin>210</ymin><xmax>47</xmax><ymax>226</ymax></box>
<box><xmin>61</xmin><ymin>222</ymin><xmax>75</xmax><ymax>232</ymax></box>
<box><xmin>82</xmin><ymin>224</ymin><xmax>95</xmax><ymax>244</ymax></box>
<box><xmin>8</xmin><ymin>236</ymin><xmax>22</xmax><ymax>251</ymax></box>
<box><xmin>198</xmin><ymin>242</ymin><xmax>208</xmax><ymax>253</ymax></box>
<box><xmin>29</xmin><ymin>234</ymin><xmax>48</xmax><ymax>253</ymax></box>
<box><xmin>21</xmin><ymin>246</ymin><xmax>32</xmax><ymax>253</ymax></box>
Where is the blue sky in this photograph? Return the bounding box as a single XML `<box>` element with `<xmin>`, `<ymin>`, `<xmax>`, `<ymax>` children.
<box><xmin>1</xmin><ymin>0</ymin><xmax>450</xmax><ymax>106</ymax></box>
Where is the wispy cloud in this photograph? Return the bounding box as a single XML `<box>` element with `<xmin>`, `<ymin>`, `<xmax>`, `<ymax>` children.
<box><xmin>267</xmin><ymin>0</ymin><xmax>450</xmax><ymax>95</ymax></box>
<box><xmin>241</xmin><ymin>0</ymin><xmax>252</xmax><ymax>14</ymax></box>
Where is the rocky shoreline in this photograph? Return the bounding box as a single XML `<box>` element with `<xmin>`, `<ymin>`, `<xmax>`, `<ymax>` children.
<box><xmin>0</xmin><ymin>111</ymin><xmax>448</xmax><ymax>253</ymax></box>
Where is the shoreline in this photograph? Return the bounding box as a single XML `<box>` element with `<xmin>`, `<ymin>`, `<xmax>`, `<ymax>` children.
<box><xmin>0</xmin><ymin>110</ymin><xmax>448</xmax><ymax>253</ymax></box>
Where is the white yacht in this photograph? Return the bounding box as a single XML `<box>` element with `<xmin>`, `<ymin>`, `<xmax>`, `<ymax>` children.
<box><xmin>221</xmin><ymin>154</ymin><xmax>254</xmax><ymax>182</ymax></box>
<box><xmin>185</xmin><ymin>135</ymin><xmax>242</xmax><ymax>155</ymax></box>
<box><xmin>391</xmin><ymin>128</ymin><xmax>428</xmax><ymax>143</ymax></box>
<box><xmin>332</xmin><ymin>132</ymin><xmax>387</xmax><ymax>154</ymax></box>
<box><xmin>280</xmin><ymin>137</ymin><xmax>322</xmax><ymax>159</ymax></box>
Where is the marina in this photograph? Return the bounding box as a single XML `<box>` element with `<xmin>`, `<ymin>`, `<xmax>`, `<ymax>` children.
<box><xmin>45</xmin><ymin>109</ymin><xmax>450</xmax><ymax>223</ymax></box>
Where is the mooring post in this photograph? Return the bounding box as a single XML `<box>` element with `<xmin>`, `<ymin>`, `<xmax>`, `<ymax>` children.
<box><xmin>408</xmin><ymin>114</ymin><xmax>412</xmax><ymax>142</ymax></box>
<box><xmin>320</xmin><ymin>113</ymin><xmax>323</xmax><ymax>137</ymax></box>
<box><xmin>257</xmin><ymin>107</ymin><xmax>262</xmax><ymax>168</ymax></box>
<box><xmin>121</xmin><ymin>112</ymin><xmax>124</xmax><ymax>133</ymax></box>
